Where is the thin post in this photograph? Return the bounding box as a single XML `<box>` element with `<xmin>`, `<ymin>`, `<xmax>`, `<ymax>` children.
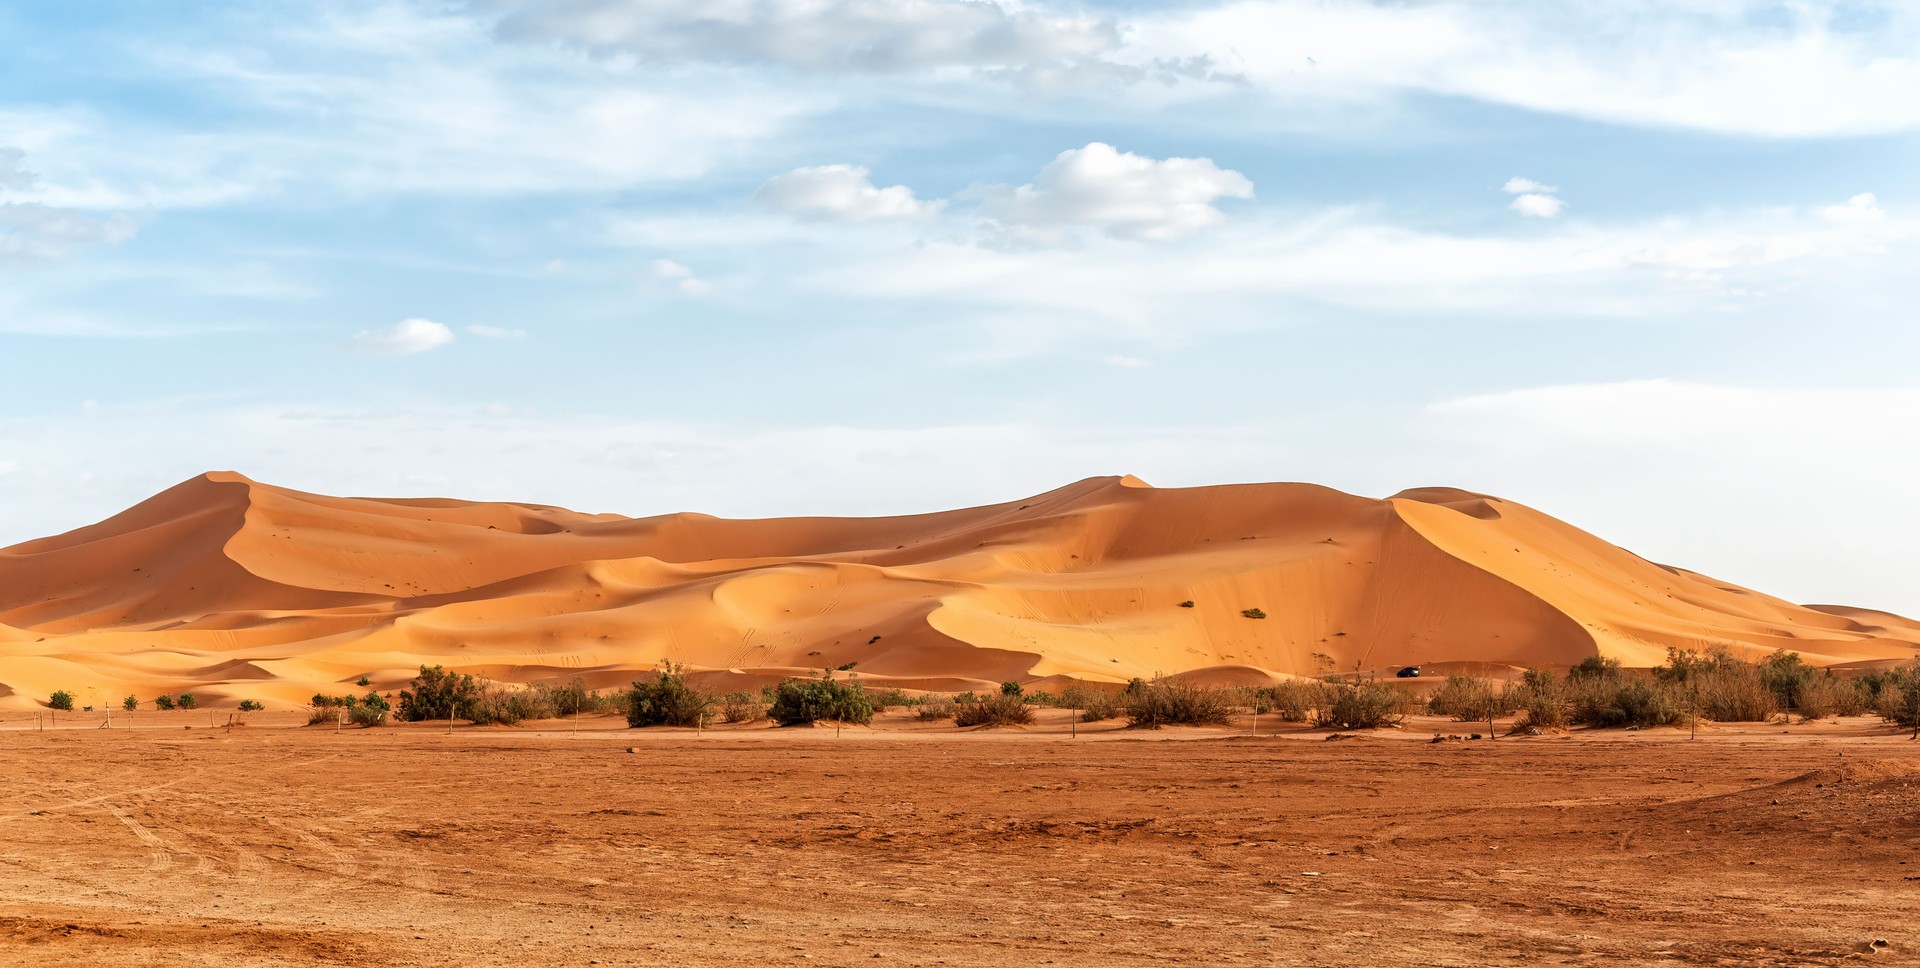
<box><xmin>1071</xmin><ymin>706</ymin><xmax>1077</xmax><ymax>740</ymax></box>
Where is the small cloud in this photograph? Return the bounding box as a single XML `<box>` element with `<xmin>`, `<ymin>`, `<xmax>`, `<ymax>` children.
<box><xmin>1820</xmin><ymin>192</ymin><xmax>1886</xmax><ymax>223</ymax></box>
<box><xmin>1503</xmin><ymin>176</ymin><xmax>1557</xmax><ymax>195</ymax></box>
<box><xmin>754</xmin><ymin>164</ymin><xmax>938</xmax><ymax>221</ymax></box>
<box><xmin>1</xmin><ymin>147</ymin><xmax>35</xmax><ymax>190</ymax></box>
<box><xmin>976</xmin><ymin>142</ymin><xmax>1254</xmax><ymax>243</ymax></box>
<box><xmin>350</xmin><ymin>318</ymin><xmax>456</xmax><ymax>355</ymax></box>
<box><xmin>651</xmin><ymin>258</ymin><xmax>711</xmax><ymax>295</ymax></box>
<box><xmin>1104</xmin><ymin>355</ymin><xmax>1150</xmax><ymax>368</ymax></box>
<box><xmin>1510</xmin><ymin>193</ymin><xmax>1565</xmax><ymax>218</ymax></box>
<box><xmin>541</xmin><ymin>259</ymin><xmax>567</xmax><ymax>274</ymax></box>
<box><xmin>468</xmin><ymin>324</ymin><xmax>527</xmax><ymax>340</ymax></box>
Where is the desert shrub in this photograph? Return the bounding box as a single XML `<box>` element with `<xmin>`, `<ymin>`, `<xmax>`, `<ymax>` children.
<box><xmin>869</xmin><ymin>688</ymin><xmax>913</xmax><ymax>710</ymax></box>
<box><xmin>1241</xmin><ymin>608</ymin><xmax>1267</xmax><ymax>619</ymax></box>
<box><xmin>1796</xmin><ymin>672</ymin><xmax>1867</xmax><ymax>720</ymax></box>
<box><xmin>955</xmin><ymin>692</ymin><xmax>1035</xmax><ymax>727</ymax></box>
<box><xmin>1058</xmin><ymin>685</ymin><xmax>1119</xmax><ymax>722</ymax></box>
<box><xmin>1312</xmin><ymin>681</ymin><xmax>1411</xmax><ymax>730</ymax></box>
<box><xmin>719</xmin><ymin>691</ymin><xmax>767</xmax><ymax>723</ymax></box>
<box><xmin>178</xmin><ymin>693</ymin><xmax>198</xmax><ymax>710</ymax></box>
<box><xmin>1000</xmin><ymin>681</ymin><xmax>1023</xmax><ymax>697</ymax></box>
<box><xmin>48</xmin><ymin>690</ymin><xmax>74</xmax><ymax>711</ymax></box>
<box><xmin>625</xmin><ymin>664</ymin><xmax>710</xmax><ymax>727</ymax></box>
<box><xmin>1264</xmin><ymin>682</ymin><xmax>1313</xmax><ymax>722</ymax></box>
<box><xmin>1567</xmin><ymin>655</ymin><xmax>1622</xmax><ymax>682</ymax></box>
<box><xmin>307</xmin><ymin>705</ymin><xmax>338</xmax><ymax>726</ymax></box>
<box><xmin>154</xmin><ymin>694</ymin><xmax>176</xmax><ymax>711</ymax></box>
<box><xmin>1128</xmin><ymin>679</ymin><xmax>1235</xmax><ymax>728</ymax></box>
<box><xmin>348</xmin><ymin>704</ymin><xmax>389</xmax><ymax>727</ymax></box>
<box><xmin>238</xmin><ymin>699</ymin><xmax>264</xmax><ymax>712</ymax></box>
<box><xmin>768</xmin><ymin>674</ymin><xmax>874</xmax><ymax>726</ymax></box>
<box><xmin>398</xmin><ymin>665</ymin><xmax>480</xmax><ymax>722</ymax></box>
<box><xmin>1426</xmin><ymin>676</ymin><xmax>1517</xmax><ymax>721</ymax></box>
<box><xmin>1761</xmin><ymin>650</ymin><xmax>1816</xmax><ymax>713</ymax></box>
<box><xmin>536</xmin><ymin>677</ymin><xmax>614</xmax><ymax>716</ymax></box>
<box><xmin>1876</xmin><ymin>663</ymin><xmax>1920</xmax><ymax>732</ymax></box>
<box><xmin>1178</xmin><ymin>600</ymin><xmax>1195</xmax><ymax>608</ymax></box>
<box><xmin>1572</xmin><ymin>679</ymin><xmax>1684</xmax><ymax>728</ymax></box>
<box><xmin>1510</xmin><ymin>668</ymin><xmax>1569</xmax><ymax>732</ymax></box>
<box><xmin>465</xmin><ymin>685</ymin><xmax>547</xmax><ymax>726</ymax></box>
<box><xmin>122</xmin><ymin>695</ymin><xmax>139</xmax><ymax>711</ymax></box>
<box><xmin>916</xmin><ymin>698</ymin><xmax>957</xmax><ymax>721</ymax></box>
<box><xmin>1657</xmin><ymin>647</ymin><xmax>1776</xmax><ymax>722</ymax></box>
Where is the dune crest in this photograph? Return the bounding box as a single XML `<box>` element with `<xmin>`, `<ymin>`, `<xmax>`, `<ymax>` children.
<box><xmin>1</xmin><ymin>473</ymin><xmax>1914</xmax><ymax>708</ymax></box>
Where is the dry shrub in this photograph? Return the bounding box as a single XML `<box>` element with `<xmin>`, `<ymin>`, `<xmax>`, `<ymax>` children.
<box><xmin>1263</xmin><ymin>681</ymin><xmax>1313</xmax><ymax>722</ymax></box>
<box><xmin>915</xmin><ymin>698</ymin><xmax>957</xmax><ymax>721</ymax></box>
<box><xmin>626</xmin><ymin>663</ymin><xmax>711</xmax><ymax>727</ymax></box>
<box><xmin>954</xmin><ymin>692</ymin><xmax>1035</xmax><ymax>728</ymax></box>
<box><xmin>1797</xmin><ymin>672</ymin><xmax>1868</xmax><ymax>720</ymax></box>
<box><xmin>1510</xmin><ymin>668</ymin><xmax>1569</xmax><ymax>733</ymax></box>
<box><xmin>1570</xmin><ymin>678</ymin><xmax>1684</xmax><ymax>728</ymax></box>
<box><xmin>1127</xmin><ymin>679</ymin><xmax>1234</xmax><ymax>728</ymax></box>
<box><xmin>535</xmin><ymin>677</ymin><xmax>616</xmax><ymax>716</ymax></box>
<box><xmin>469</xmin><ymin>684</ymin><xmax>550</xmax><ymax>726</ymax></box>
<box><xmin>869</xmin><ymin>688</ymin><xmax>913</xmax><ymax>710</ymax></box>
<box><xmin>1311</xmin><ymin>681</ymin><xmax>1413</xmax><ymax>730</ymax></box>
<box><xmin>1059</xmin><ymin>685</ymin><xmax>1120</xmax><ymax>722</ymax></box>
<box><xmin>719</xmin><ymin>691</ymin><xmax>767</xmax><ymax>723</ymax></box>
<box><xmin>1427</xmin><ymin>676</ymin><xmax>1517</xmax><ymax>721</ymax></box>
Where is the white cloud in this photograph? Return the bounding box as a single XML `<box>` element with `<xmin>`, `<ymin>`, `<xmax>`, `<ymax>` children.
<box><xmin>753</xmin><ymin>164</ymin><xmax>937</xmax><ymax>221</ymax></box>
<box><xmin>492</xmin><ymin>0</ymin><xmax>1125</xmax><ymax>77</ymax></box>
<box><xmin>974</xmin><ymin>142</ymin><xmax>1254</xmax><ymax>242</ymax></box>
<box><xmin>1141</xmin><ymin>1</ymin><xmax>1920</xmax><ymax>138</ymax></box>
<box><xmin>1503</xmin><ymin>177</ymin><xmax>1556</xmax><ymax>195</ymax></box>
<box><xmin>651</xmin><ymin>258</ymin><xmax>711</xmax><ymax>295</ymax></box>
<box><xmin>468</xmin><ymin>324</ymin><xmax>528</xmax><ymax>339</ymax></box>
<box><xmin>0</xmin><ymin>148</ymin><xmax>139</xmax><ymax>262</ymax></box>
<box><xmin>349</xmin><ymin>318</ymin><xmax>456</xmax><ymax>355</ymax></box>
<box><xmin>1509</xmin><ymin>193</ymin><xmax>1565</xmax><ymax>218</ymax></box>
<box><xmin>1821</xmin><ymin>192</ymin><xmax>1887</xmax><ymax>223</ymax></box>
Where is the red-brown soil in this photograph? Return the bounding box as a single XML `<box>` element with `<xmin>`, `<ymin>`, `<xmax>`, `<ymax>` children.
<box><xmin>4</xmin><ymin>711</ymin><xmax>1918</xmax><ymax>966</ymax></box>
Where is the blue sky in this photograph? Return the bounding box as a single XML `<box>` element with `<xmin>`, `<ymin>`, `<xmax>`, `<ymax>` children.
<box><xmin>3</xmin><ymin>0</ymin><xmax>1918</xmax><ymax>613</ymax></box>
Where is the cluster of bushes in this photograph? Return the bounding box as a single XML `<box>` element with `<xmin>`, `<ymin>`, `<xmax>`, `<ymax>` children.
<box><xmin>767</xmin><ymin>674</ymin><xmax>875</xmax><ymax>726</ymax></box>
<box><xmin>954</xmin><ymin>683</ymin><xmax>1035</xmax><ymax>727</ymax></box>
<box><xmin>309</xmin><ymin>690</ymin><xmax>393</xmax><ymax>726</ymax></box>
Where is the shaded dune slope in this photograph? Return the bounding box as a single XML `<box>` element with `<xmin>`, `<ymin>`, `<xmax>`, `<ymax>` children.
<box><xmin>1</xmin><ymin>472</ymin><xmax>1914</xmax><ymax>708</ymax></box>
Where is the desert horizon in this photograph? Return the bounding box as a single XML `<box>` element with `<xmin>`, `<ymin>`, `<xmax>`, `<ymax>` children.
<box><xmin>5</xmin><ymin>470</ymin><xmax>1915</xmax><ymax>713</ymax></box>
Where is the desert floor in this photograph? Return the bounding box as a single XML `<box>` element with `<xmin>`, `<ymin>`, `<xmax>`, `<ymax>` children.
<box><xmin>3</xmin><ymin>710</ymin><xmax>1917</xmax><ymax>966</ymax></box>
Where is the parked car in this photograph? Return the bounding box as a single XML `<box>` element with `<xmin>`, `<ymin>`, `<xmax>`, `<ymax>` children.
<box><xmin>1395</xmin><ymin>666</ymin><xmax>1422</xmax><ymax>679</ymax></box>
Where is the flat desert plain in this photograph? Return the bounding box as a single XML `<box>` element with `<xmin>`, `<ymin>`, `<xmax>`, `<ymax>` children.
<box><xmin>5</xmin><ymin>711</ymin><xmax>1918</xmax><ymax>966</ymax></box>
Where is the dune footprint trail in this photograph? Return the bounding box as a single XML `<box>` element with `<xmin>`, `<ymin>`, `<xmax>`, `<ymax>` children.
<box><xmin>1</xmin><ymin>471</ymin><xmax>1916</xmax><ymax>708</ymax></box>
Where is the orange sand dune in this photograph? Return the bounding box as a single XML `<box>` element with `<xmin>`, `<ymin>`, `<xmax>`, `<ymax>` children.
<box><xmin>1</xmin><ymin>472</ymin><xmax>1915</xmax><ymax>709</ymax></box>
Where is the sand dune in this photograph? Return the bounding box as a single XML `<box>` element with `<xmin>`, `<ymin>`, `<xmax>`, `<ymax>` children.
<box><xmin>1</xmin><ymin>471</ymin><xmax>1915</xmax><ymax>709</ymax></box>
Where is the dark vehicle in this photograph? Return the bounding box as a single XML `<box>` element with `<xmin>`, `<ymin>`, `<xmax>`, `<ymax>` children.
<box><xmin>1395</xmin><ymin>666</ymin><xmax>1421</xmax><ymax>679</ymax></box>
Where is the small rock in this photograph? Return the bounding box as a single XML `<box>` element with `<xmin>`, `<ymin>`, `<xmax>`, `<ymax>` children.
<box><xmin>627</xmin><ymin>747</ymin><xmax>638</xmax><ymax>754</ymax></box>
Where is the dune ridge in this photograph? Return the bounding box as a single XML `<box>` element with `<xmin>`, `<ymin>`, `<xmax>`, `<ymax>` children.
<box><xmin>1</xmin><ymin>471</ymin><xmax>1915</xmax><ymax>709</ymax></box>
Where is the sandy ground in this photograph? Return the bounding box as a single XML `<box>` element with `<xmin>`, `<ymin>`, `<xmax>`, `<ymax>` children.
<box><xmin>4</xmin><ymin>710</ymin><xmax>1919</xmax><ymax>966</ymax></box>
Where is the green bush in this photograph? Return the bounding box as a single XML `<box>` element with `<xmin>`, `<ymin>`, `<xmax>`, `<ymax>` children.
<box><xmin>1657</xmin><ymin>647</ymin><xmax>1776</xmax><ymax>722</ymax></box>
<box><xmin>469</xmin><ymin>685</ymin><xmax>547</xmax><ymax>726</ymax></box>
<box><xmin>177</xmin><ymin>693</ymin><xmax>198</xmax><ymax>710</ymax></box>
<box><xmin>1128</xmin><ymin>679</ymin><xmax>1235</xmax><ymax>728</ymax></box>
<box><xmin>398</xmin><ymin>665</ymin><xmax>480</xmax><ymax>722</ymax></box>
<box><xmin>955</xmin><ymin>692</ymin><xmax>1034</xmax><ymax>727</ymax></box>
<box><xmin>625</xmin><ymin>664</ymin><xmax>710</xmax><ymax>727</ymax></box>
<box><xmin>999</xmin><ymin>681</ymin><xmax>1023</xmax><ymax>697</ymax></box>
<box><xmin>122</xmin><ymin>695</ymin><xmax>139</xmax><ymax>712</ymax></box>
<box><xmin>768</xmin><ymin>674</ymin><xmax>874</xmax><ymax>726</ymax></box>
<box><xmin>869</xmin><ymin>688</ymin><xmax>913</xmax><ymax>710</ymax></box>
<box><xmin>1877</xmin><ymin>663</ymin><xmax>1920</xmax><ymax>731</ymax></box>
<box><xmin>48</xmin><ymin>690</ymin><xmax>74</xmax><ymax>711</ymax></box>
<box><xmin>154</xmin><ymin>694</ymin><xmax>176</xmax><ymax>711</ymax></box>
<box><xmin>238</xmin><ymin>699</ymin><xmax>264</xmax><ymax>712</ymax></box>
<box><xmin>536</xmin><ymin>677</ymin><xmax>614</xmax><ymax>716</ymax></box>
<box><xmin>1241</xmin><ymin>608</ymin><xmax>1267</xmax><ymax>619</ymax></box>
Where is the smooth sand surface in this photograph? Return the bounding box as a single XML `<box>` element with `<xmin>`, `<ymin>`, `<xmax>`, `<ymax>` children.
<box><xmin>3</xmin><ymin>472</ymin><xmax>1916</xmax><ymax>709</ymax></box>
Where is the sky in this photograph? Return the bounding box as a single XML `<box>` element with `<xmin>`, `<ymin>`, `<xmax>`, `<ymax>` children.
<box><xmin>2</xmin><ymin>0</ymin><xmax>1918</xmax><ymax>613</ymax></box>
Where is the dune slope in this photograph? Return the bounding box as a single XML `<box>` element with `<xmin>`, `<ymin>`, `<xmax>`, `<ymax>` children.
<box><xmin>1</xmin><ymin>472</ymin><xmax>1914</xmax><ymax>709</ymax></box>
